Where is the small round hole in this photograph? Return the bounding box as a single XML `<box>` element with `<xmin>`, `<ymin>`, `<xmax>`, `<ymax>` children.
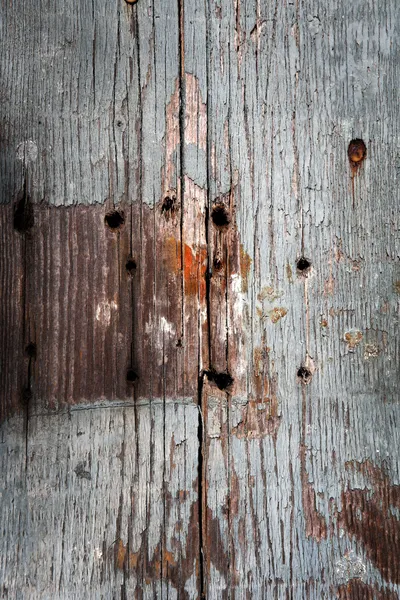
<box><xmin>213</xmin><ymin>257</ymin><xmax>223</xmax><ymax>271</ymax></box>
<box><xmin>296</xmin><ymin>257</ymin><xmax>312</xmax><ymax>275</ymax></box>
<box><xmin>211</xmin><ymin>204</ymin><xmax>231</xmax><ymax>228</ymax></box>
<box><xmin>126</xmin><ymin>258</ymin><xmax>137</xmax><ymax>274</ymax></box>
<box><xmin>162</xmin><ymin>195</ymin><xmax>176</xmax><ymax>214</ymax></box>
<box><xmin>127</xmin><ymin>368</ymin><xmax>138</xmax><ymax>383</ymax></box>
<box><xmin>348</xmin><ymin>139</ymin><xmax>366</xmax><ymax>165</ymax></box>
<box><xmin>105</xmin><ymin>210</ymin><xmax>125</xmax><ymax>230</ymax></box>
<box><xmin>25</xmin><ymin>343</ymin><xmax>37</xmax><ymax>359</ymax></box>
<box><xmin>207</xmin><ymin>370</ymin><xmax>234</xmax><ymax>390</ymax></box>
<box><xmin>213</xmin><ymin>372</ymin><xmax>234</xmax><ymax>390</ymax></box>
<box><xmin>297</xmin><ymin>366</ymin><xmax>312</xmax><ymax>385</ymax></box>
<box><xmin>14</xmin><ymin>195</ymin><xmax>34</xmax><ymax>233</ymax></box>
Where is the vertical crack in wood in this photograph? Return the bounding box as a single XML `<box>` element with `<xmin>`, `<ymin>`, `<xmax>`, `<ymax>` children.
<box><xmin>178</xmin><ymin>0</ymin><xmax>186</xmax><ymax>355</ymax></box>
<box><xmin>132</xmin><ymin>0</ymin><xmax>141</xmax><ymax>412</ymax></box>
<box><xmin>22</xmin><ymin>232</ymin><xmax>30</xmax><ymax>472</ymax></box>
<box><xmin>19</xmin><ymin>178</ymin><xmax>32</xmax><ymax>472</ymax></box>
<box><xmin>197</xmin><ymin>372</ymin><xmax>206</xmax><ymax>598</ymax></box>
<box><xmin>200</xmin><ymin>0</ymin><xmax>213</xmax><ymax>594</ymax></box>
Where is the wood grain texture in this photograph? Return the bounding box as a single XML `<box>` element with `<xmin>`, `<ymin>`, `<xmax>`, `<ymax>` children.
<box><xmin>200</xmin><ymin>0</ymin><xmax>400</xmax><ymax>597</ymax></box>
<box><xmin>0</xmin><ymin>403</ymin><xmax>199</xmax><ymax>598</ymax></box>
<box><xmin>1</xmin><ymin>0</ymin><xmax>400</xmax><ymax>598</ymax></box>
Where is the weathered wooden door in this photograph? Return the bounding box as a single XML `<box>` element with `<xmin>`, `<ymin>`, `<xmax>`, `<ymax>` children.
<box><xmin>1</xmin><ymin>0</ymin><xmax>399</xmax><ymax>598</ymax></box>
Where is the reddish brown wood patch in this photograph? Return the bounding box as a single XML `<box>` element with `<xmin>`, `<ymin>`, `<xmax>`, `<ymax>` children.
<box><xmin>339</xmin><ymin>461</ymin><xmax>400</xmax><ymax>584</ymax></box>
<box><xmin>337</xmin><ymin>580</ymin><xmax>399</xmax><ymax>600</ymax></box>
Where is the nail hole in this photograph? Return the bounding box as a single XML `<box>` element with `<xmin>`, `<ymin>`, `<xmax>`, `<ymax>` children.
<box><xmin>348</xmin><ymin>139</ymin><xmax>367</xmax><ymax>166</ymax></box>
<box><xmin>207</xmin><ymin>370</ymin><xmax>234</xmax><ymax>390</ymax></box>
<box><xmin>126</xmin><ymin>258</ymin><xmax>137</xmax><ymax>274</ymax></box>
<box><xmin>213</xmin><ymin>257</ymin><xmax>223</xmax><ymax>271</ymax></box>
<box><xmin>25</xmin><ymin>343</ymin><xmax>37</xmax><ymax>359</ymax></box>
<box><xmin>127</xmin><ymin>368</ymin><xmax>138</xmax><ymax>383</ymax></box>
<box><xmin>14</xmin><ymin>194</ymin><xmax>34</xmax><ymax>232</ymax></box>
<box><xmin>296</xmin><ymin>257</ymin><xmax>312</xmax><ymax>276</ymax></box>
<box><xmin>162</xmin><ymin>193</ymin><xmax>176</xmax><ymax>215</ymax></box>
<box><xmin>211</xmin><ymin>204</ymin><xmax>231</xmax><ymax>228</ymax></box>
<box><xmin>117</xmin><ymin>121</ymin><xmax>123</xmax><ymax>127</ymax></box>
<box><xmin>105</xmin><ymin>210</ymin><xmax>125</xmax><ymax>230</ymax></box>
<box><xmin>297</xmin><ymin>366</ymin><xmax>312</xmax><ymax>385</ymax></box>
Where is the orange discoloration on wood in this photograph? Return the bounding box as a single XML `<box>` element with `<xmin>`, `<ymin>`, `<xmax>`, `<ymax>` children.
<box><xmin>348</xmin><ymin>139</ymin><xmax>367</xmax><ymax>169</ymax></box>
<box><xmin>163</xmin><ymin>549</ymin><xmax>177</xmax><ymax>568</ymax></box>
<box><xmin>183</xmin><ymin>243</ymin><xmax>208</xmax><ymax>300</ymax></box>
<box><xmin>163</xmin><ymin>237</ymin><xmax>207</xmax><ymax>300</ymax></box>
<box><xmin>115</xmin><ymin>539</ymin><xmax>140</xmax><ymax>570</ymax></box>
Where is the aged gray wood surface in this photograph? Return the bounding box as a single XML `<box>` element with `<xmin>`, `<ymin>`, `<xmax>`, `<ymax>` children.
<box><xmin>1</xmin><ymin>0</ymin><xmax>399</xmax><ymax>598</ymax></box>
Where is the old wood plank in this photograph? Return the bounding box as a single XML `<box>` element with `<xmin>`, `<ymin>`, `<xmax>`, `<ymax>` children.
<box><xmin>0</xmin><ymin>402</ymin><xmax>199</xmax><ymax>598</ymax></box>
<box><xmin>0</xmin><ymin>205</ymin><xmax>25</xmax><ymax>421</ymax></box>
<box><xmin>202</xmin><ymin>0</ymin><xmax>400</xmax><ymax>597</ymax></box>
<box><xmin>1</xmin><ymin>0</ymin><xmax>203</xmax><ymax>596</ymax></box>
<box><xmin>0</xmin><ymin>0</ymin><xmax>399</xmax><ymax>597</ymax></box>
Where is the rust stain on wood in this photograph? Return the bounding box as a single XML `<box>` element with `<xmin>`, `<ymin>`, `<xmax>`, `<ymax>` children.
<box><xmin>163</xmin><ymin>236</ymin><xmax>207</xmax><ymax>300</ymax></box>
<box><xmin>348</xmin><ymin>139</ymin><xmax>367</xmax><ymax>171</ymax></box>
<box><xmin>114</xmin><ymin>539</ymin><xmax>140</xmax><ymax>570</ymax></box>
